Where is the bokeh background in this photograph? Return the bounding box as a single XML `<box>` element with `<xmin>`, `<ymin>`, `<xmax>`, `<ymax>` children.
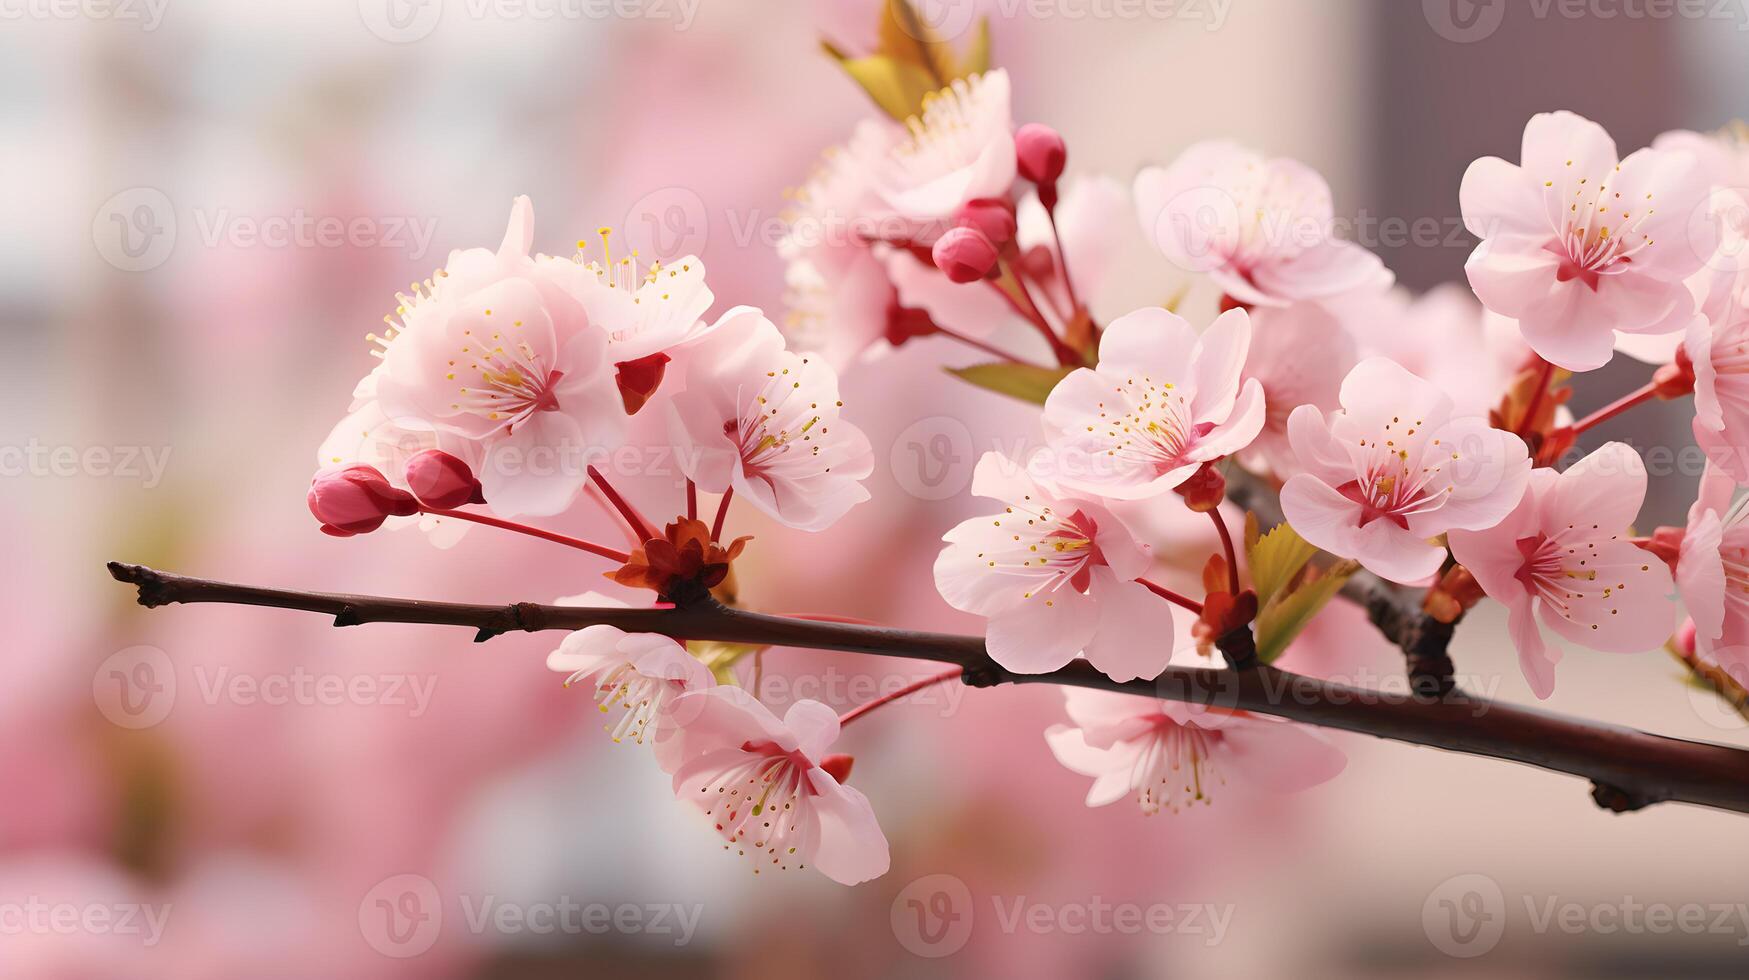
<box><xmin>5</xmin><ymin>0</ymin><xmax>1749</xmax><ymax>976</ymax></box>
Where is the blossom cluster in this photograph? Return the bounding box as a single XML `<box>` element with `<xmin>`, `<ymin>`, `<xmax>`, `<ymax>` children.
<box><xmin>307</xmin><ymin>37</ymin><xmax>1749</xmax><ymax>884</ymax></box>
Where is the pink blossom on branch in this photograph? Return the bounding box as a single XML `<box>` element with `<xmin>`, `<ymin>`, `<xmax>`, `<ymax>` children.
<box><xmin>668</xmin><ymin>309</ymin><xmax>873</xmax><ymax>531</ymax></box>
<box><xmin>1134</xmin><ymin>140</ymin><xmax>1392</xmax><ymax>308</ymax></box>
<box><xmin>1042</xmin><ymin>307</ymin><xmax>1265</xmax><ymax>499</ymax></box>
<box><xmin>546</xmin><ymin>624</ymin><xmax>718</xmax><ymax>772</ymax></box>
<box><xmin>1686</xmin><ymin>268</ymin><xmax>1749</xmax><ymax>482</ymax></box>
<box><xmin>933</xmin><ymin>452</ymin><xmax>1176</xmax><ymax>682</ymax></box>
<box><xmin>1460</xmin><ymin>110</ymin><xmax>1716</xmax><ymax>372</ymax></box>
<box><xmin>1045</xmin><ymin>684</ymin><xmax>1345</xmax><ymax>814</ymax></box>
<box><xmin>1448</xmin><ymin>442</ymin><xmax>1677</xmax><ymax>698</ymax></box>
<box><xmin>1676</xmin><ymin>464</ymin><xmax>1749</xmax><ymax>686</ymax></box>
<box><xmin>667</xmin><ymin>687</ymin><xmax>889</xmax><ymax>884</ymax></box>
<box><xmin>1281</xmin><ymin>358</ymin><xmax>1531</xmax><ymax>585</ymax></box>
<box><xmin>1239</xmin><ymin>301</ymin><xmax>1357</xmax><ymax>480</ymax></box>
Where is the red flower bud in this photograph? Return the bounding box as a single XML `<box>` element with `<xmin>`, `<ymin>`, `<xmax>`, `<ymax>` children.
<box><xmin>308</xmin><ymin>465</ymin><xmax>418</xmax><ymax>537</ymax></box>
<box><xmin>1015</xmin><ymin>123</ymin><xmax>1067</xmax><ymax>186</ymax></box>
<box><xmin>819</xmin><ymin>753</ymin><xmax>855</xmax><ymax>784</ymax></box>
<box><xmin>404</xmin><ymin>450</ymin><xmax>484</xmax><ymax>510</ymax></box>
<box><xmin>955</xmin><ymin>197</ymin><xmax>1016</xmax><ymax>247</ymax></box>
<box><xmin>1174</xmin><ymin>462</ymin><xmax>1228</xmax><ymax>513</ymax></box>
<box><xmin>1676</xmin><ymin>618</ymin><xmax>1697</xmax><ymax>657</ymax></box>
<box><xmin>931</xmin><ymin>226</ymin><xmax>1000</xmax><ymax>284</ymax></box>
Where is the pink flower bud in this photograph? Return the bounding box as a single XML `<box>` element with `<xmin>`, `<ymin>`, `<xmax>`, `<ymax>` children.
<box><xmin>404</xmin><ymin>450</ymin><xmax>484</xmax><ymax>510</ymax></box>
<box><xmin>1015</xmin><ymin>123</ymin><xmax>1067</xmax><ymax>186</ymax></box>
<box><xmin>931</xmin><ymin>226</ymin><xmax>999</xmax><ymax>284</ymax></box>
<box><xmin>1676</xmin><ymin>618</ymin><xmax>1697</xmax><ymax>657</ymax></box>
<box><xmin>308</xmin><ymin>465</ymin><xmax>418</xmax><ymax>537</ymax></box>
<box><xmin>819</xmin><ymin>753</ymin><xmax>855</xmax><ymax>784</ymax></box>
<box><xmin>955</xmin><ymin>198</ymin><xmax>1016</xmax><ymax>247</ymax></box>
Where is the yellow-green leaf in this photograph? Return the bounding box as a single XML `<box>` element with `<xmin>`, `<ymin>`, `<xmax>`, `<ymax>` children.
<box><xmin>687</xmin><ymin>639</ymin><xmax>765</xmax><ymax>685</ymax></box>
<box><xmin>947</xmin><ymin>362</ymin><xmax>1073</xmax><ymax>405</ymax></box>
<box><xmin>824</xmin><ymin>47</ymin><xmax>940</xmax><ymax>122</ymax></box>
<box><xmin>1254</xmin><ymin>561</ymin><xmax>1358</xmax><ymax>663</ymax></box>
<box><xmin>958</xmin><ymin>18</ymin><xmax>991</xmax><ymax>76</ymax></box>
<box><xmin>1247</xmin><ymin>521</ymin><xmax>1318</xmax><ymax>607</ymax></box>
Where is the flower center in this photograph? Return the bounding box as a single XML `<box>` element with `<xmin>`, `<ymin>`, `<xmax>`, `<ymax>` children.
<box><xmin>697</xmin><ymin>741</ymin><xmax>818</xmax><ymax>874</ymax></box>
<box><xmin>1339</xmin><ymin>418</ymin><xmax>1451</xmax><ymax>529</ymax></box>
<box><xmin>585</xmin><ymin>663</ymin><xmax>675</xmax><ymax>746</ymax></box>
<box><xmin>1093</xmin><ymin>375</ymin><xmax>1213</xmax><ymax>476</ymax></box>
<box><xmin>983</xmin><ymin>502</ymin><xmax>1106</xmax><ymax>598</ymax></box>
<box><xmin>1546</xmin><ymin>174</ymin><xmax>1658</xmax><ymax>288</ymax></box>
<box><xmin>1132</xmin><ymin>717</ymin><xmax>1223</xmax><ymax>814</ymax></box>
<box><xmin>727</xmin><ymin>368</ymin><xmax>834</xmax><ymax>477</ymax></box>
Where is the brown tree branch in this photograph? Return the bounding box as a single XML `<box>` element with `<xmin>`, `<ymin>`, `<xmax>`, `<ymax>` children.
<box><xmin>109</xmin><ymin>561</ymin><xmax>1749</xmax><ymax>816</ymax></box>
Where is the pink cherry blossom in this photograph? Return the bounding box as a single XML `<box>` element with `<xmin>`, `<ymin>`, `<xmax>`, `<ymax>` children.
<box><xmin>1460</xmin><ymin>110</ymin><xmax>1715</xmax><ymax>371</ymax></box>
<box><xmin>668</xmin><ymin>309</ymin><xmax>873</xmax><ymax>531</ymax></box>
<box><xmin>1331</xmin><ymin>284</ymin><xmax>1535</xmax><ymax>420</ymax></box>
<box><xmin>1134</xmin><ymin>140</ymin><xmax>1392</xmax><ymax>307</ymax></box>
<box><xmin>1042</xmin><ymin>306</ymin><xmax>1266</xmax><ymax>499</ymax></box>
<box><xmin>1240</xmin><ymin>302</ymin><xmax>1356</xmax><ymax>479</ymax></box>
<box><xmin>933</xmin><ymin>452</ymin><xmax>1176</xmax><ymax>682</ymax></box>
<box><xmin>546</xmin><ymin>624</ymin><xmax>717</xmax><ymax>772</ymax></box>
<box><xmin>1676</xmin><ymin>463</ymin><xmax>1749</xmax><ymax>685</ymax></box>
<box><xmin>667</xmin><ymin>686</ymin><xmax>888</xmax><ymax>884</ymax></box>
<box><xmin>1686</xmin><ymin>268</ymin><xmax>1749</xmax><ymax>482</ymax></box>
<box><xmin>1281</xmin><ymin>357</ymin><xmax>1531</xmax><ymax>584</ymax></box>
<box><xmin>872</xmin><ymin>69</ymin><xmax>1016</xmax><ymax>221</ymax></box>
<box><xmin>371</xmin><ymin>196</ymin><xmax>625</xmax><ymax>517</ymax></box>
<box><xmin>1044</xmin><ymin>685</ymin><xmax>1345</xmax><ymax>814</ymax></box>
<box><xmin>1448</xmin><ymin>442</ymin><xmax>1676</xmax><ymax>699</ymax></box>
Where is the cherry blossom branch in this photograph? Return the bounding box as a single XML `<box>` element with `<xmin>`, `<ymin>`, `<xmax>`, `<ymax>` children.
<box><xmin>1670</xmin><ymin>643</ymin><xmax>1749</xmax><ymax>726</ymax></box>
<box><xmin>108</xmin><ymin>561</ymin><xmax>1749</xmax><ymax>815</ymax></box>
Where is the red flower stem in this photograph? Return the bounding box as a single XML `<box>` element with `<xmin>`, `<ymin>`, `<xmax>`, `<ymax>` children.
<box><xmin>1209</xmin><ymin>508</ymin><xmax>1241</xmax><ymax>595</ymax></box>
<box><xmin>1517</xmin><ymin>358</ymin><xmax>1557</xmax><ymax>438</ymax></box>
<box><xmin>711</xmin><ymin>488</ymin><xmax>734</xmax><ymax>543</ymax></box>
<box><xmin>1138</xmin><ymin>577</ymin><xmax>1204</xmax><ymax>614</ymax></box>
<box><xmin>686</xmin><ymin>480</ymin><xmax>698</xmax><ymax>522</ymax></box>
<box><xmin>1043</xmin><ymin>196</ymin><xmax>1084</xmax><ymax>319</ymax></box>
<box><xmin>420</xmin><ymin>509</ymin><xmax>629</xmax><ymax>563</ymax></box>
<box><xmin>1572</xmin><ymin>381</ymin><xmax>1660</xmax><ymax>435</ymax></box>
<box><xmin>935</xmin><ymin>324</ymin><xmax>1049</xmax><ymax>368</ymax></box>
<box><xmin>587</xmin><ymin>465</ymin><xmax>652</xmax><ymax>541</ymax></box>
<box><xmin>838</xmin><ymin>667</ymin><xmax>964</xmax><ymax>726</ymax></box>
<box><xmin>986</xmin><ymin>264</ymin><xmax>1080</xmax><ymax>367</ymax></box>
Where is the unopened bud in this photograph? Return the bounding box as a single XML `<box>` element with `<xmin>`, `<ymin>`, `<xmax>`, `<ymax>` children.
<box><xmin>955</xmin><ymin>197</ymin><xmax>1017</xmax><ymax>247</ymax></box>
<box><xmin>1175</xmin><ymin>462</ymin><xmax>1227</xmax><ymax>513</ymax></box>
<box><xmin>1676</xmin><ymin>618</ymin><xmax>1697</xmax><ymax>657</ymax></box>
<box><xmin>1015</xmin><ymin>123</ymin><xmax>1066</xmax><ymax>187</ymax></box>
<box><xmin>308</xmin><ymin>465</ymin><xmax>417</xmax><ymax>537</ymax></box>
<box><xmin>932</xmin><ymin>226</ymin><xmax>1000</xmax><ymax>284</ymax></box>
<box><xmin>405</xmin><ymin>450</ymin><xmax>484</xmax><ymax>510</ymax></box>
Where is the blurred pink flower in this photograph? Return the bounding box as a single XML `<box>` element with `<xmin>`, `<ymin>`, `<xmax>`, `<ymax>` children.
<box><xmin>669</xmin><ymin>687</ymin><xmax>888</xmax><ymax>884</ymax></box>
<box><xmin>668</xmin><ymin>309</ymin><xmax>873</xmax><ymax>531</ymax></box>
<box><xmin>1134</xmin><ymin>140</ymin><xmax>1391</xmax><ymax>307</ymax></box>
<box><xmin>1331</xmin><ymin>284</ymin><xmax>1534</xmax><ymax>420</ymax></box>
<box><xmin>1240</xmin><ymin>302</ymin><xmax>1356</xmax><ymax>479</ymax></box>
<box><xmin>933</xmin><ymin>452</ymin><xmax>1175</xmax><ymax>681</ymax></box>
<box><xmin>871</xmin><ymin>69</ymin><xmax>1015</xmax><ymax>221</ymax></box>
<box><xmin>1282</xmin><ymin>358</ymin><xmax>1530</xmax><ymax>584</ymax></box>
<box><xmin>1461</xmin><ymin>110</ymin><xmax>1713</xmax><ymax>371</ymax></box>
<box><xmin>1043</xmin><ymin>307</ymin><xmax>1264</xmax><ymax>499</ymax></box>
<box><xmin>547</xmin><ymin>623</ymin><xmax>717</xmax><ymax>771</ymax></box>
<box><xmin>1449</xmin><ymin>442</ymin><xmax>1676</xmax><ymax>698</ymax></box>
<box><xmin>1044</xmin><ymin>686</ymin><xmax>1345</xmax><ymax>814</ymax></box>
<box><xmin>1686</xmin><ymin>268</ymin><xmax>1749</xmax><ymax>482</ymax></box>
<box><xmin>1677</xmin><ymin>463</ymin><xmax>1749</xmax><ymax>685</ymax></box>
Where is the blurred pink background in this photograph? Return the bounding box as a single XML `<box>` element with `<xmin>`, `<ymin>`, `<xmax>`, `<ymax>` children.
<box><xmin>5</xmin><ymin>0</ymin><xmax>1749</xmax><ymax>976</ymax></box>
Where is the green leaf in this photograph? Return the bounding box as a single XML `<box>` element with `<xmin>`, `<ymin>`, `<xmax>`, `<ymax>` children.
<box><xmin>958</xmin><ymin>18</ymin><xmax>992</xmax><ymax>76</ymax></box>
<box><xmin>1247</xmin><ymin>522</ymin><xmax>1317</xmax><ymax>607</ymax></box>
<box><xmin>824</xmin><ymin>47</ymin><xmax>940</xmax><ymax>122</ymax></box>
<box><xmin>1254</xmin><ymin>560</ymin><xmax>1358</xmax><ymax>664</ymax></box>
<box><xmin>947</xmin><ymin>362</ymin><xmax>1074</xmax><ymax>405</ymax></box>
